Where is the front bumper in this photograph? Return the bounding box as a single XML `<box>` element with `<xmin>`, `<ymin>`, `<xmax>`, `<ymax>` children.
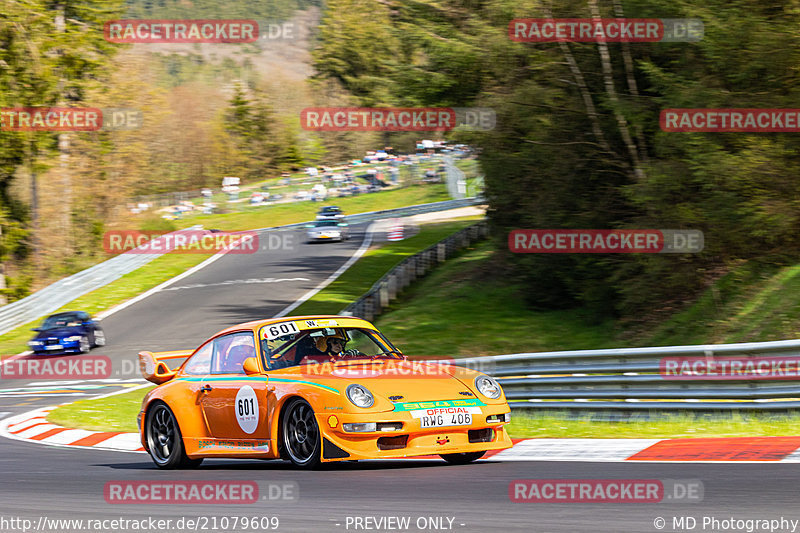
<box><xmin>316</xmin><ymin>405</ymin><xmax>513</xmax><ymax>462</ymax></box>
<box><xmin>29</xmin><ymin>340</ymin><xmax>81</xmax><ymax>354</ymax></box>
<box><xmin>308</xmin><ymin>234</ymin><xmax>343</xmax><ymax>242</ymax></box>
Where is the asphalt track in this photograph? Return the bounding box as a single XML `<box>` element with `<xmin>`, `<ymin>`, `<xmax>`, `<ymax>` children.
<box><xmin>1</xmin><ymin>223</ymin><xmax>799</xmax><ymax>532</ymax></box>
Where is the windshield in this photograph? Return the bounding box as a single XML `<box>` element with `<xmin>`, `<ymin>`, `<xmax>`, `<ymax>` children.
<box><xmin>314</xmin><ymin>220</ymin><xmax>340</xmax><ymax>227</ymax></box>
<box><xmin>41</xmin><ymin>313</ymin><xmax>82</xmax><ymax>329</ymax></box>
<box><xmin>260</xmin><ymin>326</ymin><xmax>402</xmax><ymax>370</ymax></box>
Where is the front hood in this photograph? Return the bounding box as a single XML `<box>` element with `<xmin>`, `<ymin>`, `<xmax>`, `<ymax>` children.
<box><xmin>283</xmin><ymin>359</ymin><xmax>477</xmax><ymax>404</ymax></box>
<box><xmin>34</xmin><ymin>327</ymin><xmax>80</xmax><ymax>340</ymax></box>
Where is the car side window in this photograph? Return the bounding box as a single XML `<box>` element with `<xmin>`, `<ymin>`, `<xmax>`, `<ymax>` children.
<box><xmin>183</xmin><ymin>342</ymin><xmax>213</xmax><ymax>375</ymax></box>
<box><xmin>211</xmin><ymin>332</ymin><xmax>257</xmax><ymax>375</ymax></box>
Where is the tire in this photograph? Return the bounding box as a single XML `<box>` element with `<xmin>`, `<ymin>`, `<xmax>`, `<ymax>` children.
<box><xmin>439</xmin><ymin>451</ymin><xmax>486</xmax><ymax>465</ymax></box>
<box><xmin>78</xmin><ymin>336</ymin><xmax>90</xmax><ymax>354</ymax></box>
<box><xmin>145</xmin><ymin>402</ymin><xmax>203</xmax><ymax>469</ymax></box>
<box><xmin>92</xmin><ymin>329</ymin><xmax>106</xmax><ymax>348</ymax></box>
<box><xmin>282</xmin><ymin>399</ymin><xmax>322</xmax><ymax>469</ymax></box>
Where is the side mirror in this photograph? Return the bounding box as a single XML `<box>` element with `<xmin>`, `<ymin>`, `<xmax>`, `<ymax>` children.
<box><xmin>242</xmin><ymin>357</ymin><xmax>262</xmax><ymax>376</ymax></box>
<box><xmin>138</xmin><ymin>351</ymin><xmax>177</xmax><ymax>385</ymax></box>
<box><xmin>31</xmin><ymin>327</ymin><xmax>41</xmax><ymax>332</ymax></box>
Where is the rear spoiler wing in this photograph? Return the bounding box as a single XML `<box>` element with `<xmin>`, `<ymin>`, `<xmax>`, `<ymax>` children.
<box><xmin>138</xmin><ymin>350</ymin><xmax>192</xmax><ymax>384</ymax></box>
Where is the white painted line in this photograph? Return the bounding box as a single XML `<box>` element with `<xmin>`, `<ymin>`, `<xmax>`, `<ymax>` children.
<box><xmin>274</xmin><ymin>222</ymin><xmax>375</xmax><ymax>318</ymax></box>
<box><xmin>89</xmin><ymin>382</ymin><xmax>152</xmax><ymax>401</ymax></box>
<box><xmin>41</xmin><ymin>428</ymin><xmax>94</xmax><ymax>444</ymax></box>
<box><xmin>492</xmin><ymin>438</ymin><xmax>662</xmax><ymax>462</ymax></box>
<box><xmin>6</xmin><ymin>417</ymin><xmax>48</xmax><ymax>433</ymax></box>
<box><xmin>0</xmin><ymin>351</ymin><xmax>32</xmax><ymax>368</ymax></box>
<box><xmin>14</xmin><ymin>423</ymin><xmax>60</xmax><ymax>439</ymax></box>
<box><xmin>95</xmin><ymin>231</ymin><xmax>266</xmax><ymax>320</ymax></box>
<box><xmin>98</xmin><ymin>433</ymin><xmax>144</xmax><ymax>451</ymax></box>
<box><xmin>0</xmin><ymin>411</ymin><xmax>9</xmax><ymax>421</ymax></box>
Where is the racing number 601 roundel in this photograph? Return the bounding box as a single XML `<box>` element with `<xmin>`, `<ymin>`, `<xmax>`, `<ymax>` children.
<box><xmin>235</xmin><ymin>385</ymin><xmax>259</xmax><ymax>434</ymax></box>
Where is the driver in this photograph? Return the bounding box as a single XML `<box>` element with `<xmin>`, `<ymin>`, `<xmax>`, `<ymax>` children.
<box><xmin>314</xmin><ymin>332</ymin><xmax>359</xmax><ymax>358</ymax></box>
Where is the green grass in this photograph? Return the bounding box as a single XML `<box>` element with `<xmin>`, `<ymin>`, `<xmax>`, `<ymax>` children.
<box><xmin>507</xmin><ymin>411</ymin><xmax>800</xmax><ymax>439</ymax></box>
<box><xmin>47</xmin><ymin>386</ymin><xmax>154</xmax><ymax>433</ymax></box>
<box><xmin>47</xmin><ymin>387</ymin><xmax>800</xmax><ymax>438</ymax></box>
<box><xmin>375</xmin><ymin>240</ymin><xmax>620</xmax><ymax>357</ymax></box>
<box><xmin>174</xmin><ymin>183</ymin><xmax>450</xmax><ymax>232</ymax></box>
<box><xmin>290</xmin><ymin>217</ymin><xmax>481</xmax><ymax>316</ymax></box>
<box><xmin>0</xmin><ymin>254</ymin><xmax>211</xmax><ymax>359</ymax></box>
<box><xmin>645</xmin><ymin>262</ymin><xmax>800</xmax><ymax>345</ymax></box>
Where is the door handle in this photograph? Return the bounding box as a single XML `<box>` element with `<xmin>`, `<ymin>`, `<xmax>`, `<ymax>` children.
<box><xmin>200</xmin><ymin>385</ymin><xmax>213</xmax><ymax>393</ymax></box>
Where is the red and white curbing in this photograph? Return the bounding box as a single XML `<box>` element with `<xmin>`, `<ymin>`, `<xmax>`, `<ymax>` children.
<box><xmin>5</xmin><ymin>406</ymin><xmax>800</xmax><ymax>462</ymax></box>
<box><xmin>0</xmin><ymin>407</ymin><xmax>144</xmax><ymax>453</ymax></box>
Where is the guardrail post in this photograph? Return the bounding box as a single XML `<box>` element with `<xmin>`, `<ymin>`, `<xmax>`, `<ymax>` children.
<box><xmin>364</xmin><ymin>294</ymin><xmax>374</xmax><ymax>321</ymax></box>
<box><xmin>379</xmin><ymin>280</ymin><xmax>389</xmax><ymax>308</ymax></box>
<box><xmin>388</xmin><ymin>273</ymin><xmax>397</xmax><ymax>300</ymax></box>
<box><xmin>437</xmin><ymin>242</ymin><xmax>446</xmax><ymax>263</ymax></box>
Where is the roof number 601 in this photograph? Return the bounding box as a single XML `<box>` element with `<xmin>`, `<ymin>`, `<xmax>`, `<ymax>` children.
<box><xmin>265</xmin><ymin>322</ymin><xmax>300</xmax><ymax>340</ymax></box>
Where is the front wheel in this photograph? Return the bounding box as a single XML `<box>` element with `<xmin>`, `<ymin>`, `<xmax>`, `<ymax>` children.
<box><xmin>282</xmin><ymin>399</ymin><xmax>321</xmax><ymax>469</ymax></box>
<box><xmin>440</xmin><ymin>451</ymin><xmax>486</xmax><ymax>465</ymax></box>
<box><xmin>78</xmin><ymin>336</ymin><xmax>90</xmax><ymax>354</ymax></box>
<box><xmin>92</xmin><ymin>329</ymin><xmax>106</xmax><ymax>347</ymax></box>
<box><xmin>145</xmin><ymin>402</ymin><xmax>203</xmax><ymax>469</ymax></box>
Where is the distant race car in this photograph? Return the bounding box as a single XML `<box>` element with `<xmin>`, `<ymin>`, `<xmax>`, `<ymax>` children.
<box><xmin>306</xmin><ymin>220</ymin><xmax>349</xmax><ymax>242</ymax></box>
<box><xmin>28</xmin><ymin>311</ymin><xmax>106</xmax><ymax>354</ymax></box>
<box><xmin>137</xmin><ymin>315</ymin><xmax>512</xmax><ymax>469</ymax></box>
<box><xmin>316</xmin><ymin>205</ymin><xmax>345</xmax><ymax>220</ymax></box>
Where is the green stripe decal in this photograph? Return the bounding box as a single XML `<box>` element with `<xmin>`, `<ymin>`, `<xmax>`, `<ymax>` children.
<box><xmin>175</xmin><ymin>376</ymin><xmax>340</xmax><ymax>394</ymax></box>
<box><xmin>270</xmin><ymin>378</ymin><xmax>340</xmax><ymax>394</ymax></box>
<box><xmin>392</xmin><ymin>399</ymin><xmax>486</xmax><ymax>412</ymax></box>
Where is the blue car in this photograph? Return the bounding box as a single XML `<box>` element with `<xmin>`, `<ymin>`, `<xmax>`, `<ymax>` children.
<box><xmin>28</xmin><ymin>311</ymin><xmax>106</xmax><ymax>355</ymax></box>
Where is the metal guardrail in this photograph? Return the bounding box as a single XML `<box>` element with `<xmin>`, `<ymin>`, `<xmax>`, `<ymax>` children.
<box><xmin>340</xmin><ymin>221</ymin><xmax>489</xmax><ymax>321</ymax></box>
<box><xmin>0</xmin><ymin>197</ymin><xmax>485</xmax><ymax>336</ymax></box>
<box><xmin>453</xmin><ymin>339</ymin><xmax>800</xmax><ymax>411</ymax></box>
<box><xmin>444</xmin><ymin>156</ymin><xmax>466</xmax><ymax>199</ymax></box>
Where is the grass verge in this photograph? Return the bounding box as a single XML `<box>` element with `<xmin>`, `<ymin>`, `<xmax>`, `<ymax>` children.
<box><xmin>47</xmin><ymin>386</ymin><xmax>154</xmax><ymax>433</ymax></box>
<box><xmin>507</xmin><ymin>410</ymin><xmax>800</xmax><ymax>439</ymax></box>
<box><xmin>174</xmin><ymin>183</ymin><xmax>450</xmax><ymax>232</ymax></box>
<box><xmin>289</xmin><ymin>217</ymin><xmax>481</xmax><ymax>316</ymax></box>
<box><xmin>374</xmin><ymin>240</ymin><xmax>620</xmax><ymax>357</ymax></box>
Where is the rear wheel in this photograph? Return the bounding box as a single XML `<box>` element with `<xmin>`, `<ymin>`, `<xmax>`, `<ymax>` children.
<box><xmin>145</xmin><ymin>402</ymin><xmax>203</xmax><ymax>469</ymax></box>
<box><xmin>439</xmin><ymin>451</ymin><xmax>486</xmax><ymax>465</ymax></box>
<box><xmin>282</xmin><ymin>399</ymin><xmax>321</xmax><ymax>469</ymax></box>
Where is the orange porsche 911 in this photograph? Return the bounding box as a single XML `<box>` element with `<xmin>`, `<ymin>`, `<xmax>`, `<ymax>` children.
<box><xmin>137</xmin><ymin>315</ymin><xmax>512</xmax><ymax>469</ymax></box>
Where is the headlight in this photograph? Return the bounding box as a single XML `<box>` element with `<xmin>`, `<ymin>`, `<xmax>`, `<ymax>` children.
<box><xmin>346</xmin><ymin>384</ymin><xmax>374</xmax><ymax>408</ymax></box>
<box><xmin>28</xmin><ymin>340</ymin><xmax>41</xmax><ymax>346</ymax></box>
<box><xmin>64</xmin><ymin>335</ymin><xmax>82</xmax><ymax>342</ymax></box>
<box><xmin>474</xmin><ymin>375</ymin><xmax>502</xmax><ymax>399</ymax></box>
